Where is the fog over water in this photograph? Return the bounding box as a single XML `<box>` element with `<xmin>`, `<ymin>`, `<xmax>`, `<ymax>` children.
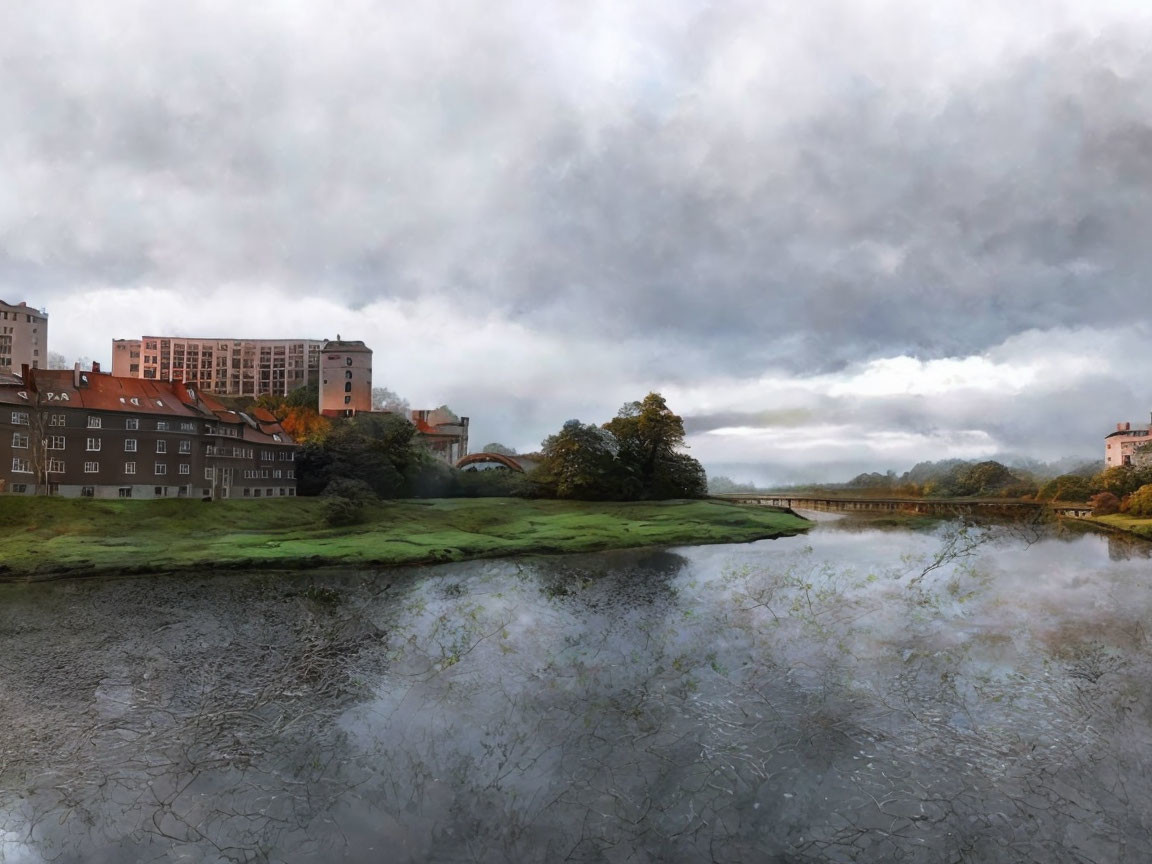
<box><xmin>3</xmin><ymin>518</ymin><xmax>1152</xmax><ymax>862</ymax></box>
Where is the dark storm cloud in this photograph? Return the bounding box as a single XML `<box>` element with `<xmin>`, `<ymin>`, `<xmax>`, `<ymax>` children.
<box><xmin>4</xmin><ymin>2</ymin><xmax>1152</xmax><ymax>377</ymax></box>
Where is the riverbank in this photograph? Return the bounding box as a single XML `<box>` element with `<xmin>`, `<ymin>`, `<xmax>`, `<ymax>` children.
<box><xmin>0</xmin><ymin>497</ymin><xmax>811</xmax><ymax>581</ymax></box>
<box><xmin>1076</xmin><ymin>513</ymin><xmax>1152</xmax><ymax>541</ymax></box>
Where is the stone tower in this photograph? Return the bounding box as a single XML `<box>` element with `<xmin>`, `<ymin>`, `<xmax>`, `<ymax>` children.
<box><xmin>319</xmin><ymin>337</ymin><xmax>373</xmax><ymax>416</ymax></box>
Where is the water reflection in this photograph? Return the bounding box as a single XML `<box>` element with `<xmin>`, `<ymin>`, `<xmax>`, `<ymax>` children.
<box><xmin>3</xmin><ymin>521</ymin><xmax>1152</xmax><ymax>862</ymax></box>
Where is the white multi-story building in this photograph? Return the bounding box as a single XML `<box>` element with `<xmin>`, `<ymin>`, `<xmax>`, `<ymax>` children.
<box><xmin>0</xmin><ymin>299</ymin><xmax>48</xmax><ymax>373</ymax></box>
<box><xmin>112</xmin><ymin>337</ymin><xmax>323</xmax><ymax>398</ymax></box>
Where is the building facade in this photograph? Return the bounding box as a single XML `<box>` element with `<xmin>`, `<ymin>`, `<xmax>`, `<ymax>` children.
<box><xmin>1</xmin><ymin>365</ymin><xmax>299</xmax><ymax>499</ymax></box>
<box><xmin>412</xmin><ymin>408</ymin><xmax>470</xmax><ymax>464</ymax></box>
<box><xmin>112</xmin><ymin>337</ymin><xmax>323</xmax><ymax>398</ymax></box>
<box><xmin>1105</xmin><ymin>420</ymin><xmax>1152</xmax><ymax>468</ymax></box>
<box><xmin>319</xmin><ymin>339</ymin><xmax>373</xmax><ymax>416</ymax></box>
<box><xmin>0</xmin><ymin>299</ymin><xmax>48</xmax><ymax>373</ymax></box>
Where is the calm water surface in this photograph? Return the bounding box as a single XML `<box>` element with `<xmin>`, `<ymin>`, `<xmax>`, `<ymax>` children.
<box><xmin>3</xmin><ymin>518</ymin><xmax>1152</xmax><ymax>863</ymax></box>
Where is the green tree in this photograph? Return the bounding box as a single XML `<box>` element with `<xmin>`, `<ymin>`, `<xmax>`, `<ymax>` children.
<box><xmin>1036</xmin><ymin>474</ymin><xmax>1092</xmax><ymax>502</ymax></box>
<box><xmin>1127</xmin><ymin>484</ymin><xmax>1152</xmax><ymax>517</ymax></box>
<box><xmin>602</xmin><ymin>393</ymin><xmax>706</xmax><ymax>499</ymax></box>
<box><xmin>481</xmin><ymin>442</ymin><xmax>517</xmax><ymax>456</ymax></box>
<box><xmin>535</xmin><ymin>420</ymin><xmax>622</xmax><ymax>500</ymax></box>
<box><xmin>297</xmin><ymin>412</ymin><xmax>433</xmax><ymax>498</ymax></box>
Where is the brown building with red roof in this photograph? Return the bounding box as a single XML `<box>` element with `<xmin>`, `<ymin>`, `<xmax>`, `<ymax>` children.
<box><xmin>1</xmin><ymin>364</ymin><xmax>299</xmax><ymax>500</ymax></box>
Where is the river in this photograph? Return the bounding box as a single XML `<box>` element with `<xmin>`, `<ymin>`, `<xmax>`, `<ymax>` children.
<box><xmin>2</xmin><ymin>516</ymin><xmax>1151</xmax><ymax>863</ymax></box>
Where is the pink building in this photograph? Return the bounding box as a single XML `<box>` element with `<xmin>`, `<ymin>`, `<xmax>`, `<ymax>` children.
<box><xmin>1105</xmin><ymin>420</ymin><xmax>1152</xmax><ymax>467</ymax></box>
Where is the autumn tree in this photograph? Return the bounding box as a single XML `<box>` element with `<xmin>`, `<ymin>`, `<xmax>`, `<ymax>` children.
<box><xmin>603</xmin><ymin>393</ymin><xmax>706</xmax><ymax>499</ymax></box>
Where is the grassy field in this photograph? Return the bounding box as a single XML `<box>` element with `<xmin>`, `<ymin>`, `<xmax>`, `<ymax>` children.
<box><xmin>0</xmin><ymin>496</ymin><xmax>811</xmax><ymax>581</ymax></box>
<box><xmin>1080</xmin><ymin>513</ymin><xmax>1152</xmax><ymax>540</ymax></box>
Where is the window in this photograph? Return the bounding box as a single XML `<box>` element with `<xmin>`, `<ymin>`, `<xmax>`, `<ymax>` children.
<box><xmin>204</xmin><ymin>467</ymin><xmax>215</xmax><ymax>480</ymax></box>
<box><xmin>344</xmin><ymin>395</ymin><xmax>351</xmax><ymax>405</ymax></box>
<box><xmin>84</xmin><ymin>461</ymin><xmax>99</xmax><ymax>473</ymax></box>
<box><xmin>344</xmin><ymin>382</ymin><xmax>352</xmax><ymax>393</ymax></box>
<box><xmin>179</xmin><ymin>464</ymin><xmax>190</xmax><ymax>475</ymax></box>
<box><xmin>87</xmin><ymin>416</ymin><xmax>102</xmax><ymax>429</ymax></box>
<box><xmin>154</xmin><ymin>487</ymin><xmax>167</xmax><ymax>497</ymax></box>
<box><xmin>49</xmin><ymin>414</ymin><xmax>66</xmax><ymax>427</ymax></box>
<box><xmin>126</xmin><ymin>418</ymin><xmax>139</xmax><ymax>430</ymax></box>
<box><xmin>11</xmin><ymin>411</ymin><xmax>28</xmax><ymax>426</ymax></box>
<box><xmin>345</xmin><ymin>370</ymin><xmax>352</xmax><ymax>380</ymax></box>
<box><xmin>288</xmin><ymin>488</ymin><xmax>295</xmax><ymax>496</ymax></box>
<box><xmin>87</xmin><ymin>437</ymin><xmax>101</xmax><ymax>452</ymax></box>
<box><xmin>155</xmin><ymin>463</ymin><xmax>167</xmax><ymax>476</ymax></box>
<box><xmin>118</xmin><ymin>488</ymin><xmax>132</xmax><ymax>498</ymax></box>
<box><xmin>11</xmin><ymin>432</ymin><xmax>28</xmax><ymax>449</ymax></box>
<box><xmin>47</xmin><ymin>459</ymin><xmax>64</xmax><ymax>473</ymax></box>
<box><xmin>243</xmin><ymin>488</ymin><xmax>251</xmax><ymax>497</ymax></box>
<box><xmin>156</xmin><ymin>421</ymin><xmax>169</xmax><ymax>431</ymax></box>
<box><xmin>288</xmin><ymin>470</ymin><xmax>295</xmax><ymax>479</ymax></box>
<box><xmin>345</xmin><ymin>357</ymin><xmax>352</xmax><ymax>366</ymax></box>
<box><xmin>11</xmin><ymin>484</ymin><xmax>27</xmax><ymax>493</ymax></box>
<box><xmin>274</xmin><ymin>469</ymin><xmax>282</xmax><ymax>479</ymax></box>
<box><xmin>11</xmin><ymin>457</ymin><xmax>31</xmax><ymax>473</ymax></box>
<box><xmin>125</xmin><ymin>462</ymin><xmax>137</xmax><ymax>474</ymax></box>
<box><xmin>178</xmin><ymin>440</ymin><xmax>191</xmax><ymax>454</ymax></box>
<box><xmin>156</xmin><ymin>440</ymin><xmax>167</xmax><ymax>454</ymax></box>
<box><xmin>180</xmin><ymin>422</ymin><xmax>195</xmax><ymax>432</ymax></box>
<box><xmin>47</xmin><ymin>435</ymin><xmax>65</xmax><ymax>450</ymax></box>
<box><xmin>81</xmin><ymin>486</ymin><xmax>95</xmax><ymax>498</ymax></box>
<box><xmin>124</xmin><ymin>439</ymin><xmax>137</xmax><ymax>452</ymax></box>
<box><xmin>254</xmin><ymin>488</ymin><xmax>262</xmax><ymax>497</ymax></box>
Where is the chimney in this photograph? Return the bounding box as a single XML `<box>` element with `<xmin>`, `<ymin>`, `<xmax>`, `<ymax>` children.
<box><xmin>20</xmin><ymin>363</ymin><xmax>29</xmax><ymax>382</ymax></box>
<box><xmin>91</xmin><ymin>361</ymin><xmax>101</xmax><ymax>374</ymax></box>
<box><xmin>73</xmin><ymin>361</ymin><xmax>81</xmax><ymax>389</ymax></box>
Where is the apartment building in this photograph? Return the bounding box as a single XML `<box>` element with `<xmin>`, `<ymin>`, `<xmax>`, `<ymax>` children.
<box><xmin>0</xmin><ymin>299</ymin><xmax>48</xmax><ymax>373</ymax></box>
<box><xmin>112</xmin><ymin>337</ymin><xmax>323</xmax><ymax>398</ymax></box>
<box><xmin>1</xmin><ymin>365</ymin><xmax>299</xmax><ymax>499</ymax></box>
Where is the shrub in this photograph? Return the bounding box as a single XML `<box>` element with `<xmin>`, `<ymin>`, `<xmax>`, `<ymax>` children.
<box><xmin>1126</xmin><ymin>484</ymin><xmax>1152</xmax><ymax>518</ymax></box>
<box><xmin>1089</xmin><ymin>491</ymin><xmax>1120</xmax><ymax>516</ymax></box>
<box><xmin>322</xmin><ymin>478</ymin><xmax>376</xmax><ymax>527</ymax></box>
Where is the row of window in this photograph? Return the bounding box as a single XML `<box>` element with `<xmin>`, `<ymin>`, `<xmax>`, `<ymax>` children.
<box><xmin>242</xmin><ymin>469</ymin><xmax>293</xmax><ymax>479</ymax></box>
<box><xmin>11</xmin><ymin>412</ymin><xmax>198</xmax><ymax>432</ymax></box>
<box><xmin>10</xmin><ymin>433</ymin><xmax>195</xmax><ymax>454</ymax></box>
<box><xmin>8</xmin><ymin>483</ymin><xmax>298</xmax><ymax>498</ymax></box>
<box><xmin>11</xmin><ymin>458</ymin><xmax>192</xmax><ymax>476</ymax></box>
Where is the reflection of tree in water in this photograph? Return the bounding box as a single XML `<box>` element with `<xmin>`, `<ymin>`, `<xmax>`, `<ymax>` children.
<box><xmin>4</xmin><ymin>524</ymin><xmax>1152</xmax><ymax>863</ymax></box>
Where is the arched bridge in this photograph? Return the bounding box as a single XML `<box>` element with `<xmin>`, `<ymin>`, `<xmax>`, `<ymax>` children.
<box><xmin>456</xmin><ymin>452</ymin><xmax>528</xmax><ymax>473</ymax></box>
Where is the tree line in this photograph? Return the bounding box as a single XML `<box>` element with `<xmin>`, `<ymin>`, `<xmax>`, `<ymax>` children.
<box><xmin>248</xmin><ymin>387</ymin><xmax>707</xmax><ymax>514</ymax></box>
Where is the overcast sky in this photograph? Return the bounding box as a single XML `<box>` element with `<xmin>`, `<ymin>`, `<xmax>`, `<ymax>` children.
<box><xmin>4</xmin><ymin>0</ymin><xmax>1152</xmax><ymax>483</ymax></box>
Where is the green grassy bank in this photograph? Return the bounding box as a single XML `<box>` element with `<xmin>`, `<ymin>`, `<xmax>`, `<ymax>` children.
<box><xmin>1078</xmin><ymin>513</ymin><xmax>1152</xmax><ymax>541</ymax></box>
<box><xmin>0</xmin><ymin>497</ymin><xmax>811</xmax><ymax>581</ymax></box>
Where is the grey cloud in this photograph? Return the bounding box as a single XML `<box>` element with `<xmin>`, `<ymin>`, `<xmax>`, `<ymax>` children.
<box><xmin>4</xmin><ymin>2</ymin><xmax>1152</xmax><ymax>475</ymax></box>
<box><xmin>4</xmin><ymin>5</ymin><xmax>1152</xmax><ymax>378</ymax></box>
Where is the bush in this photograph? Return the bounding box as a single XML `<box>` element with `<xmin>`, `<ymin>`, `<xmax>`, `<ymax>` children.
<box><xmin>322</xmin><ymin>478</ymin><xmax>376</xmax><ymax>527</ymax></box>
<box><xmin>1126</xmin><ymin>484</ymin><xmax>1152</xmax><ymax>518</ymax></box>
<box><xmin>1089</xmin><ymin>491</ymin><xmax>1120</xmax><ymax>516</ymax></box>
